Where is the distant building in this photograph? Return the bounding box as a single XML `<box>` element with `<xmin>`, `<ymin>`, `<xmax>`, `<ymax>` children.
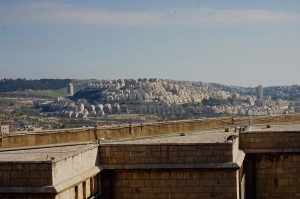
<box><xmin>0</xmin><ymin>124</ymin><xmax>10</xmax><ymax>135</ymax></box>
<box><xmin>231</xmin><ymin>93</ymin><xmax>239</xmax><ymax>99</ymax></box>
<box><xmin>256</xmin><ymin>85</ymin><xmax>263</xmax><ymax>101</ymax></box>
<box><xmin>112</xmin><ymin>103</ymin><xmax>120</xmax><ymax>114</ymax></box>
<box><xmin>68</xmin><ymin>83</ymin><xmax>74</xmax><ymax>96</ymax></box>
<box><xmin>256</xmin><ymin>85</ymin><xmax>264</xmax><ymax>107</ymax></box>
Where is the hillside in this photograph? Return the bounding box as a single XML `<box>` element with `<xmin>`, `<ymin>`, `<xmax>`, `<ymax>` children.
<box><xmin>0</xmin><ymin>79</ymin><xmax>72</xmax><ymax>92</ymax></box>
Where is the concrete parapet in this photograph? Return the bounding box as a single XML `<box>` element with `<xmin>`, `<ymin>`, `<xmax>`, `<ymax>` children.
<box><xmin>0</xmin><ymin>143</ymin><xmax>101</xmax><ymax>197</ymax></box>
<box><xmin>100</xmin><ymin>137</ymin><xmax>245</xmax><ymax>171</ymax></box>
<box><xmin>2</xmin><ymin>114</ymin><xmax>300</xmax><ymax>149</ymax></box>
<box><xmin>100</xmin><ymin>143</ymin><xmax>233</xmax><ymax>169</ymax></box>
<box><xmin>240</xmin><ymin>131</ymin><xmax>300</xmax><ymax>153</ymax></box>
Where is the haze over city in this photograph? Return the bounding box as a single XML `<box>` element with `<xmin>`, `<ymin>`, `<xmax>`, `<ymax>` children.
<box><xmin>1</xmin><ymin>0</ymin><xmax>300</xmax><ymax>86</ymax></box>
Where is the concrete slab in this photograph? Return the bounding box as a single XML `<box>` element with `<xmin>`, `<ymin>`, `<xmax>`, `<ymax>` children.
<box><xmin>101</xmin><ymin>127</ymin><xmax>239</xmax><ymax>145</ymax></box>
<box><xmin>0</xmin><ymin>143</ymin><xmax>99</xmax><ymax>162</ymax></box>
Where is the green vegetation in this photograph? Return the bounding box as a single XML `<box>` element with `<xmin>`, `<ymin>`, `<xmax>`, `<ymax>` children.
<box><xmin>0</xmin><ymin>79</ymin><xmax>90</xmax><ymax>99</ymax></box>
<box><xmin>0</xmin><ymin>98</ymin><xmax>10</xmax><ymax>107</ymax></box>
<box><xmin>70</xmin><ymin>90</ymin><xmax>103</xmax><ymax>103</ymax></box>
<box><xmin>71</xmin><ymin>79</ymin><xmax>90</xmax><ymax>93</ymax></box>
<box><xmin>13</xmin><ymin>107</ymin><xmax>41</xmax><ymax>116</ymax></box>
<box><xmin>182</xmin><ymin>102</ymin><xmax>201</xmax><ymax>108</ymax></box>
<box><xmin>59</xmin><ymin>118</ymin><xmax>93</xmax><ymax>128</ymax></box>
<box><xmin>0</xmin><ymin>79</ymin><xmax>72</xmax><ymax>92</ymax></box>
<box><xmin>11</xmin><ymin>88</ymin><xmax>68</xmax><ymax>99</ymax></box>
<box><xmin>202</xmin><ymin>97</ymin><xmax>223</xmax><ymax>106</ymax></box>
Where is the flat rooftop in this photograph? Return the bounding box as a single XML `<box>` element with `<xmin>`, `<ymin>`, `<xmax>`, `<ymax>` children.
<box><xmin>101</xmin><ymin>122</ymin><xmax>300</xmax><ymax>145</ymax></box>
<box><xmin>101</xmin><ymin>127</ymin><xmax>239</xmax><ymax>145</ymax></box>
<box><xmin>0</xmin><ymin>143</ymin><xmax>98</xmax><ymax>162</ymax></box>
<box><xmin>249</xmin><ymin>123</ymin><xmax>300</xmax><ymax>132</ymax></box>
<box><xmin>1</xmin><ymin>123</ymin><xmax>300</xmax><ymax>162</ymax></box>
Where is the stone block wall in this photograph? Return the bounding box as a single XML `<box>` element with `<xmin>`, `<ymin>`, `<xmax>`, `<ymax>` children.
<box><xmin>100</xmin><ymin>143</ymin><xmax>236</xmax><ymax>169</ymax></box>
<box><xmin>101</xmin><ymin>169</ymin><xmax>239</xmax><ymax>199</ymax></box>
<box><xmin>3</xmin><ymin>114</ymin><xmax>300</xmax><ymax>149</ymax></box>
<box><xmin>240</xmin><ymin>131</ymin><xmax>300</xmax><ymax>152</ymax></box>
<box><xmin>0</xmin><ymin>144</ymin><xmax>101</xmax><ymax>199</ymax></box>
<box><xmin>52</xmin><ymin>145</ymin><xmax>99</xmax><ymax>185</ymax></box>
<box><xmin>0</xmin><ymin>163</ymin><xmax>52</xmax><ymax>187</ymax></box>
<box><xmin>0</xmin><ymin>195</ymin><xmax>54</xmax><ymax>199</ymax></box>
<box><xmin>0</xmin><ymin>174</ymin><xmax>100</xmax><ymax>199</ymax></box>
<box><xmin>241</xmin><ymin>130</ymin><xmax>300</xmax><ymax>199</ymax></box>
<box><xmin>57</xmin><ymin>175</ymin><xmax>100</xmax><ymax>199</ymax></box>
<box><xmin>244</xmin><ymin>153</ymin><xmax>300</xmax><ymax>199</ymax></box>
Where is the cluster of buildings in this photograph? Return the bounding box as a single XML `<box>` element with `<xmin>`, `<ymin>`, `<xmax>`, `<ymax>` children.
<box><xmin>83</xmin><ymin>79</ymin><xmax>230</xmax><ymax>105</ymax></box>
<box><xmin>35</xmin><ymin>81</ymin><xmax>300</xmax><ymax>118</ymax></box>
<box><xmin>134</xmin><ymin>103</ymin><xmax>184</xmax><ymax>115</ymax></box>
<box><xmin>202</xmin><ymin>85</ymin><xmax>294</xmax><ymax>116</ymax></box>
<box><xmin>39</xmin><ymin>97</ymin><xmax>127</xmax><ymax>119</ymax></box>
<box><xmin>40</xmin><ymin>98</ymin><xmax>184</xmax><ymax>118</ymax></box>
<box><xmin>38</xmin><ymin>79</ymin><xmax>235</xmax><ymax>118</ymax></box>
<box><xmin>0</xmin><ymin>119</ymin><xmax>42</xmax><ymax>134</ymax></box>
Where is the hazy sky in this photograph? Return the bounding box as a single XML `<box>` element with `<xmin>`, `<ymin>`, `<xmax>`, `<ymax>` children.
<box><xmin>1</xmin><ymin>0</ymin><xmax>300</xmax><ymax>86</ymax></box>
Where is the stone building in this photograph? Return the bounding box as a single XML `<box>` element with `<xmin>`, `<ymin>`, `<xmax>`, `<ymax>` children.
<box><xmin>0</xmin><ymin>125</ymin><xmax>10</xmax><ymax>135</ymax></box>
<box><xmin>0</xmin><ymin>115</ymin><xmax>300</xmax><ymax>198</ymax></box>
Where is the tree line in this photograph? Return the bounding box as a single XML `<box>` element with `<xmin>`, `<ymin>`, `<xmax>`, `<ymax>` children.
<box><xmin>0</xmin><ymin>79</ymin><xmax>72</xmax><ymax>92</ymax></box>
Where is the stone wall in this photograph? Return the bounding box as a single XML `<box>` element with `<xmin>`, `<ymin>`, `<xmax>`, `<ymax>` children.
<box><xmin>0</xmin><ymin>195</ymin><xmax>54</xmax><ymax>199</ymax></box>
<box><xmin>100</xmin><ymin>143</ymin><xmax>236</xmax><ymax>169</ymax></box>
<box><xmin>101</xmin><ymin>169</ymin><xmax>239</xmax><ymax>199</ymax></box>
<box><xmin>240</xmin><ymin>129</ymin><xmax>300</xmax><ymax>198</ymax></box>
<box><xmin>52</xmin><ymin>145</ymin><xmax>99</xmax><ymax>185</ymax></box>
<box><xmin>240</xmin><ymin>131</ymin><xmax>300</xmax><ymax>153</ymax></box>
<box><xmin>1</xmin><ymin>115</ymin><xmax>300</xmax><ymax>198</ymax></box>
<box><xmin>0</xmin><ymin>163</ymin><xmax>52</xmax><ymax>187</ymax></box>
<box><xmin>0</xmin><ymin>144</ymin><xmax>101</xmax><ymax>199</ymax></box>
<box><xmin>99</xmin><ymin>139</ymin><xmax>244</xmax><ymax>198</ymax></box>
<box><xmin>244</xmin><ymin>153</ymin><xmax>300</xmax><ymax>199</ymax></box>
<box><xmin>56</xmin><ymin>176</ymin><xmax>100</xmax><ymax>199</ymax></box>
<box><xmin>2</xmin><ymin>114</ymin><xmax>300</xmax><ymax>149</ymax></box>
<box><xmin>0</xmin><ymin>174</ymin><xmax>100</xmax><ymax>199</ymax></box>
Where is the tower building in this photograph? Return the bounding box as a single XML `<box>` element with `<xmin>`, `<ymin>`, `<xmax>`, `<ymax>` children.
<box><xmin>256</xmin><ymin>85</ymin><xmax>264</xmax><ymax>107</ymax></box>
<box><xmin>68</xmin><ymin>83</ymin><xmax>74</xmax><ymax>96</ymax></box>
<box><xmin>256</xmin><ymin>85</ymin><xmax>263</xmax><ymax>100</ymax></box>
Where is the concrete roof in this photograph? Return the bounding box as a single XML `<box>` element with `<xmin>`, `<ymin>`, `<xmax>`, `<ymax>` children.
<box><xmin>100</xmin><ymin>122</ymin><xmax>300</xmax><ymax>145</ymax></box>
<box><xmin>101</xmin><ymin>127</ymin><xmax>239</xmax><ymax>145</ymax></box>
<box><xmin>2</xmin><ymin>123</ymin><xmax>299</xmax><ymax>162</ymax></box>
<box><xmin>250</xmin><ymin>123</ymin><xmax>300</xmax><ymax>132</ymax></box>
<box><xmin>0</xmin><ymin>143</ymin><xmax>99</xmax><ymax>162</ymax></box>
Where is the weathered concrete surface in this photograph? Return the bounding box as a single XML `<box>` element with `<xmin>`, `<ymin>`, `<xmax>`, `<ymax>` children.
<box><xmin>2</xmin><ymin>114</ymin><xmax>300</xmax><ymax>149</ymax></box>
<box><xmin>99</xmin><ymin>127</ymin><xmax>245</xmax><ymax>199</ymax></box>
<box><xmin>240</xmin><ymin>126</ymin><xmax>300</xmax><ymax>153</ymax></box>
<box><xmin>99</xmin><ymin>128</ymin><xmax>243</xmax><ymax>169</ymax></box>
<box><xmin>0</xmin><ymin>116</ymin><xmax>300</xmax><ymax>198</ymax></box>
<box><xmin>244</xmin><ymin>153</ymin><xmax>300</xmax><ymax>199</ymax></box>
<box><xmin>0</xmin><ymin>143</ymin><xmax>100</xmax><ymax>198</ymax></box>
<box><xmin>101</xmin><ymin>169</ymin><xmax>240</xmax><ymax>199</ymax></box>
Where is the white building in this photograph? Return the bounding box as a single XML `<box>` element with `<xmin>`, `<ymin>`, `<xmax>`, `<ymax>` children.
<box><xmin>0</xmin><ymin>125</ymin><xmax>10</xmax><ymax>135</ymax></box>
<box><xmin>67</xmin><ymin>83</ymin><xmax>74</xmax><ymax>96</ymax></box>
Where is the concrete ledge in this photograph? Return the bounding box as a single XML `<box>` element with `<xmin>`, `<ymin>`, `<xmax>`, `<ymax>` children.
<box><xmin>234</xmin><ymin>150</ymin><xmax>246</xmax><ymax>167</ymax></box>
<box><xmin>242</xmin><ymin>148</ymin><xmax>300</xmax><ymax>153</ymax></box>
<box><xmin>3</xmin><ymin>114</ymin><xmax>300</xmax><ymax>149</ymax></box>
<box><xmin>0</xmin><ymin>166</ymin><xmax>102</xmax><ymax>194</ymax></box>
<box><xmin>54</xmin><ymin>166</ymin><xmax>102</xmax><ymax>193</ymax></box>
<box><xmin>0</xmin><ymin>186</ymin><xmax>57</xmax><ymax>194</ymax></box>
<box><xmin>101</xmin><ymin>163</ymin><xmax>241</xmax><ymax>170</ymax></box>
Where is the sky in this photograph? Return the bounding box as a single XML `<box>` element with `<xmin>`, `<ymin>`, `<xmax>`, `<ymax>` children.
<box><xmin>0</xmin><ymin>0</ymin><xmax>300</xmax><ymax>87</ymax></box>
